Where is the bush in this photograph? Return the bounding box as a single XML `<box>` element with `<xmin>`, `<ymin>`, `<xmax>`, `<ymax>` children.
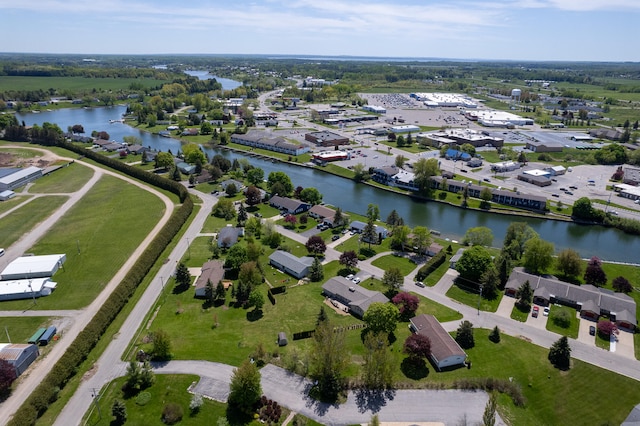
<box><xmin>162</xmin><ymin>402</ymin><xmax>184</xmax><ymax>425</ymax></box>
<box><xmin>552</xmin><ymin>309</ymin><xmax>571</xmax><ymax>329</ymax></box>
<box><xmin>189</xmin><ymin>394</ymin><xmax>203</xmax><ymax>414</ymax></box>
<box><xmin>415</xmin><ymin>250</ymin><xmax>446</xmax><ymax>281</ymax></box>
<box><xmin>135</xmin><ymin>392</ymin><xmax>151</xmax><ymax>406</ymax></box>
<box><xmin>452</xmin><ymin>377</ymin><xmax>525</xmax><ymax>407</ymax></box>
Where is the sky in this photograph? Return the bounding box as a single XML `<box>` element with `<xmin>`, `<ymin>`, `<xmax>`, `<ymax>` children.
<box><xmin>1</xmin><ymin>0</ymin><xmax>639</xmax><ymax>62</ymax></box>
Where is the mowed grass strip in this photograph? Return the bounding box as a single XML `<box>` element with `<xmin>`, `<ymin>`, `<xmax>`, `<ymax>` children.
<box><xmin>0</xmin><ymin>175</ymin><xmax>165</xmax><ymax>310</ymax></box>
<box><xmin>371</xmin><ymin>253</ymin><xmax>418</xmax><ymax>276</ymax></box>
<box><xmin>0</xmin><ymin>317</ymin><xmax>54</xmax><ymax>343</ymax></box>
<box><xmin>28</xmin><ymin>163</ymin><xmax>95</xmax><ymax>194</ymax></box>
<box><xmin>0</xmin><ymin>196</ymin><xmax>26</xmax><ymax>215</ymax></box>
<box><xmin>0</xmin><ymin>196</ymin><xmax>67</xmax><ymax>248</ymax></box>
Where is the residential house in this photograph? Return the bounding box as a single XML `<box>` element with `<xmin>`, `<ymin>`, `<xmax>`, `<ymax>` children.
<box><xmin>220</xmin><ymin>179</ymin><xmax>245</xmax><ymax>193</ymax></box>
<box><xmin>217</xmin><ymin>226</ymin><xmax>244</xmax><ymax>248</ymax></box>
<box><xmin>127</xmin><ymin>144</ymin><xmax>146</xmax><ymax>155</ymax></box>
<box><xmin>176</xmin><ymin>161</ymin><xmax>196</xmax><ymax>175</ymax></box>
<box><xmin>269</xmin><ymin>250</ymin><xmax>314</xmax><ymax>279</ymax></box>
<box><xmin>449</xmin><ymin>248</ymin><xmax>465</xmax><ymax>269</ymax></box>
<box><xmin>426</xmin><ymin>243</ymin><xmax>443</xmax><ymax>257</ymax></box>
<box><xmin>349</xmin><ymin>220</ymin><xmax>387</xmax><ymax>241</ymax></box>
<box><xmin>308</xmin><ymin>204</ymin><xmax>349</xmax><ymax>227</ymax></box>
<box><xmin>181</xmin><ymin>128</ymin><xmax>199</xmax><ymax>136</ymax></box>
<box><xmin>269</xmin><ymin>195</ymin><xmax>310</xmax><ymax>215</ymax></box>
<box><xmin>321</xmin><ymin>277</ymin><xmax>389</xmax><ymax>317</ymax></box>
<box><xmin>409</xmin><ymin>314</ymin><xmax>467</xmax><ymax>371</ymax></box>
<box><xmin>0</xmin><ymin>343</ymin><xmax>39</xmax><ymax>376</ymax></box>
<box><xmin>194</xmin><ymin>260</ymin><xmax>225</xmax><ymax>298</ymax></box>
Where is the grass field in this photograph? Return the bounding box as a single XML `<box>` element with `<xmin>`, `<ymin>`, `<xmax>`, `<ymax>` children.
<box><xmin>0</xmin><ymin>76</ymin><xmax>169</xmax><ymax>92</ymax></box>
<box><xmin>0</xmin><ymin>195</ymin><xmax>68</xmax><ymax>248</ymax></box>
<box><xmin>510</xmin><ymin>304</ymin><xmax>529</xmax><ymax>322</ymax></box>
<box><xmin>545</xmin><ymin>305</ymin><xmax>579</xmax><ymax>339</ymax></box>
<box><xmin>0</xmin><ymin>196</ymin><xmax>25</xmax><ymax>214</ymax></box>
<box><xmin>446</xmin><ymin>282</ymin><xmax>503</xmax><ymax>313</ymax></box>
<box><xmin>0</xmin><ymin>175</ymin><xmax>165</xmax><ymax>310</ymax></box>
<box><xmin>371</xmin><ymin>253</ymin><xmax>420</xmax><ymax>276</ymax></box>
<box><xmin>0</xmin><ymin>317</ymin><xmax>55</xmax><ymax>343</ymax></box>
<box><xmin>28</xmin><ymin>163</ymin><xmax>95</xmax><ymax>193</ymax></box>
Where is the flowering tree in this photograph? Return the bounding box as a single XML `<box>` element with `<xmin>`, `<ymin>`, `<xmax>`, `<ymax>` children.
<box><xmin>283</xmin><ymin>214</ymin><xmax>297</xmax><ymax>229</ymax></box>
<box><xmin>391</xmin><ymin>292</ymin><xmax>419</xmax><ymax>320</ymax></box>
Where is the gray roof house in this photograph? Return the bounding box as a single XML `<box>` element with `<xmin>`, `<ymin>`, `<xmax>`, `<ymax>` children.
<box><xmin>321</xmin><ymin>277</ymin><xmax>389</xmax><ymax>317</ymax></box>
<box><xmin>269</xmin><ymin>195</ymin><xmax>311</xmax><ymax>215</ymax></box>
<box><xmin>217</xmin><ymin>226</ymin><xmax>244</xmax><ymax>248</ymax></box>
<box><xmin>505</xmin><ymin>268</ymin><xmax>637</xmax><ymax>330</ymax></box>
<box><xmin>410</xmin><ymin>314</ymin><xmax>467</xmax><ymax>371</ymax></box>
<box><xmin>220</xmin><ymin>179</ymin><xmax>245</xmax><ymax>193</ymax></box>
<box><xmin>194</xmin><ymin>260</ymin><xmax>225</xmax><ymax>298</ymax></box>
<box><xmin>269</xmin><ymin>250</ymin><xmax>314</xmax><ymax>279</ymax></box>
<box><xmin>349</xmin><ymin>220</ymin><xmax>387</xmax><ymax>240</ymax></box>
<box><xmin>449</xmin><ymin>248</ymin><xmax>465</xmax><ymax>269</ymax></box>
<box><xmin>0</xmin><ymin>343</ymin><xmax>39</xmax><ymax>376</ymax></box>
<box><xmin>308</xmin><ymin>205</ymin><xmax>349</xmax><ymax>227</ymax></box>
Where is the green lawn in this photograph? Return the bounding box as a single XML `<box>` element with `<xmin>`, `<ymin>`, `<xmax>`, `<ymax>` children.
<box><xmin>0</xmin><ymin>196</ymin><xmax>67</xmax><ymax>248</ymax></box>
<box><xmin>510</xmin><ymin>304</ymin><xmax>530</xmax><ymax>322</ymax></box>
<box><xmin>85</xmin><ymin>375</ymin><xmax>233</xmax><ymax>426</ymax></box>
<box><xmin>0</xmin><ymin>317</ymin><xmax>55</xmax><ymax>343</ymax></box>
<box><xmin>371</xmin><ymin>254</ymin><xmax>418</xmax><ymax>276</ymax></box>
<box><xmin>28</xmin><ymin>163</ymin><xmax>95</xmax><ymax>193</ymax></box>
<box><xmin>0</xmin><ymin>195</ymin><xmax>25</xmax><ymax>214</ymax></box>
<box><xmin>0</xmin><ymin>175</ymin><xmax>165</xmax><ymax>310</ymax></box>
<box><xmin>545</xmin><ymin>305</ymin><xmax>579</xmax><ymax>339</ymax></box>
<box><xmin>446</xmin><ymin>282</ymin><xmax>503</xmax><ymax>313</ymax></box>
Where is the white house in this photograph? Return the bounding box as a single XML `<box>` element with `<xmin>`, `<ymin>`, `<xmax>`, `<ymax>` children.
<box><xmin>409</xmin><ymin>314</ymin><xmax>467</xmax><ymax>370</ymax></box>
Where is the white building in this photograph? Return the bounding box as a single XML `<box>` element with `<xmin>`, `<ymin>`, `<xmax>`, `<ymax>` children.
<box><xmin>0</xmin><ymin>254</ymin><xmax>66</xmax><ymax>280</ymax></box>
<box><xmin>0</xmin><ymin>167</ymin><xmax>43</xmax><ymax>191</ymax></box>
<box><xmin>390</xmin><ymin>125</ymin><xmax>420</xmax><ymax>134</ymax></box>
<box><xmin>0</xmin><ymin>277</ymin><xmax>57</xmax><ymax>301</ymax></box>
<box><xmin>411</xmin><ymin>93</ymin><xmax>477</xmax><ymax>108</ymax></box>
<box><xmin>362</xmin><ymin>105</ymin><xmax>386</xmax><ymax>114</ymax></box>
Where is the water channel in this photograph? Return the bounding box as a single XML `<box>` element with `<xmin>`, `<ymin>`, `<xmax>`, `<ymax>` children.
<box><xmin>14</xmin><ymin>106</ymin><xmax>640</xmax><ymax>263</ymax></box>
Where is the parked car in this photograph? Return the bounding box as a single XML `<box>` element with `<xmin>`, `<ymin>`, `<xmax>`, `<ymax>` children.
<box><xmin>346</xmin><ymin>274</ymin><xmax>354</xmax><ymax>280</ymax></box>
<box><xmin>0</xmin><ymin>248</ymin><xmax>4</xmax><ymax>257</ymax></box>
<box><xmin>483</xmin><ymin>178</ymin><xmax>491</xmax><ymax>182</ymax></box>
<box><xmin>331</xmin><ymin>235</ymin><xmax>340</xmax><ymax>241</ymax></box>
<box><xmin>543</xmin><ymin>307</ymin><xmax>550</xmax><ymax>316</ymax></box>
<box><xmin>565</xmin><ymin>191</ymin><xmax>573</xmax><ymax>195</ymax></box>
<box><xmin>569</xmin><ymin>185</ymin><xmax>578</xmax><ymax>189</ymax></box>
<box><xmin>589</xmin><ymin>325</ymin><xmax>596</xmax><ymax>336</ymax></box>
<box><xmin>415</xmin><ymin>281</ymin><xmax>425</xmax><ymax>288</ymax></box>
<box><xmin>352</xmin><ymin>277</ymin><xmax>361</xmax><ymax>284</ymax></box>
<box><xmin>532</xmin><ymin>306</ymin><xmax>539</xmax><ymax>318</ymax></box>
<box><xmin>552</xmin><ymin>193</ymin><xmax>559</xmax><ymax>197</ymax></box>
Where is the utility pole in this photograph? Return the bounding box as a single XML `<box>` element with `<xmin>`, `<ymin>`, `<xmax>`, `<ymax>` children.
<box><xmin>477</xmin><ymin>285</ymin><xmax>483</xmax><ymax>315</ymax></box>
<box><xmin>186</xmin><ymin>237</ymin><xmax>191</xmax><ymax>259</ymax></box>
<box><xmin>91</xmin><ymin>388</ymin><xmax>102</xmax><ymax>420</ymax></box>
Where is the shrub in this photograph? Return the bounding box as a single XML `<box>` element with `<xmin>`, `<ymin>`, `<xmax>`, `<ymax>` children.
<box><xmin>162</xmin><ymin>403</ymin><xmax>184</xmax><ymax>425</ymax></box>
<box><xmin>135</xmin><ymin>392</ymin><xmax>151</xmax><ymax>406</ymax></box>
<box><xmin>415</xmin><ymin>250</ymin><xmax>446</xmax><ymax>281</ymax></box>
<box><xmin>552</xmin><ymin>309</ymin><xmax>571</xmax><ymax>329</ymax></box>
<box><xmin>189</xmin><ymin>394</ymin><xmax>203</xmax><ymax>414</ymax></box>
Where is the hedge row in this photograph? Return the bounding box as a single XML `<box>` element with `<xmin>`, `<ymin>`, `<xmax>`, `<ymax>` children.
<box><xmin>414</xmin><ymin>250</ymin><xmax>447</xmax><ymax>282</ymax></box>
<box><xmin>267</xmin><ymin>289</ymin><xmax>276</xmax><ymax>305</ymax></box>
<box><xmin>8</xmin><ymin>143</ymin><xmax>193</xmax><ymax>426</ymax></box>
<box><xmin>452</xmin><ymin>377</ymin><xmax>526</xmax><ymax>407</ymax></box>
<box><xmin>292</xmin><ymin>330</ymin><xmax>315</xmax><ymax>341</ymax></box>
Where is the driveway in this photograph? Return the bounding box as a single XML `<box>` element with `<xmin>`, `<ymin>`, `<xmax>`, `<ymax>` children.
<box><xmin>525</xmin><ymin>306</ymin><xmax>549</xmax><ymax>330</ymax></box>
<box><xmin>431</xmin><ymin>269</ymin><xmax>458</xmax><ymax>295</ymax></box>
<box><xmin>613</xmin><ymin>330</ymin><xmax>636</xmax><ymax>359</ymax></box>
<box><xmin>495</xmin><ymin>295</ymin><xmax>516</xmax><ymax>318</ymax></box>
<box><xmin>577</xmin><ymin>316</ymin><xmax>596</xmax><ymax>346</ymax></box>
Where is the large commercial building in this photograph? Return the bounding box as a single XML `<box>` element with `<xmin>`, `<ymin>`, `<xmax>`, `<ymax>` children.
<box><xmin>231</xmin><ymin>131</ymin><xmax>309</xmax><ymax>156</ymax></box>
<box><xmin>0</xmin><ymin>254</ymin><xmax>66</xmax><ymax>280</ymax></box>
<box><xmin>464</xmin><ymin>110</ymin><xmax>534</xmax><ymax>127</ymax></box>
<box><xmin>421</xmin><ymin>128</ymin><xmax>504</xmax><ymax>148</ymax></box>
<box><xmin>410</xmin><ymin>93</ymin><xmax>478</xmax><ymax>108</ymax></box>
<box><xmin>305</xmin><ymin>131</ymin><xmax>350</xmax><ymax>147</ymax></box>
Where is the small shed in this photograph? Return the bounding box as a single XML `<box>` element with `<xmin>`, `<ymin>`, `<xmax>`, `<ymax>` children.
<box><xmin>277</xmin><ymin>332</ymin><xmax>288</xmax><ymax>346</ymax></box>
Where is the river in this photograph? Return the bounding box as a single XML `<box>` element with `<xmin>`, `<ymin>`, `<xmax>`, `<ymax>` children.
<box><xmin>183</xmin><ymin>70</ymin><xmax>243</xmax><ymax>90</ymax></box>
<box><xmin>14</xmin><ymin>106</ymin><xmax>640</xmax><ymax>263</ymax></box>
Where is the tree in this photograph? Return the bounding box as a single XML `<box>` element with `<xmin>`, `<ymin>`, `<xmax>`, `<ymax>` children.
<box><xmin>413</xmin><ymin>157</ymin><xmax>439</xmax><ymax>194</ymax></box>
<box><xmin>248</xmin><ymin>289</ymin><xmax>265</xmax><ymax>311</ymax></box>
<box><xmin>572</xmin><ymin>197</ymin><xmax>599</xmax><ymax>221</ymax></box>
<box><xmin>238</xmin><ymin>261</ymin><xmax>262</xmax><ymax>289</ymax></box>
<box><xmin>361</xmin><ymin>332</ymin><xmax>394</xmax><ymax>389</ymax></box>
<box><xmin>111</xmin><ymin>399</ymin><xmax>127</xmax><ymax>425</ymax></box>
<box><xmin>225</xmin><ymin>182</ymin><xmax>238</xmax><ymax>197</ymax></box>
<box><xmin>309</xmin><ymin>257</ymin><xmax>324</xmax><ymax>282</ymax></box>
<box><xmin>395</xmin><ymin>154</ymin><xmax>407</xmax><ymax>168</ymax></box>
<box><xmin>339</xmin><ymin>250</ymin><xmax>358</xmax><ymax>270</ymax></box>
<box><xmin>225</xmin><ymin>245</ymin><xmax>248</xmax><ymax>271</ymax></box>
<box><xmin>215</xmin><ymin>280</ymin><xmax>226</xmax><ymax>302</ymax></box>
<box><xmin>463</xmin><ymin>226</ymin><xmax>493</xmax><ymax>247</ymax></box>
<box><xmin>392</xmin><ymin>292</ymin><xmax>419</xmax><ymax>320</ymax></box>
<box><xmin>267</xmin><ymin>171</ymin><xmax>293</xmax><ymax>196</ymax></box>
<box><xmin>204</xmin><ymin>279</ymin><xmax>214</xmax><ymax>304</ymax></box>
<box><xmin>488</xmin><ymin>326</ymin><xmax>501</xmax><ymax>343</ymax></box>
<box><xmin>237</xmin><ymin>203</ymin><xmax>248</xmax><ymax>226</ymax></box>
<box><xmin>403</xmin><ymin>333</ymin><xmax>431</xmax><ymax>362</ymax></box>
<box><xmin>612</xmin><ymin>276</ymin><xmax>633</xmax><ymax>293</ymax></box>
<box><xmin>246</xmin><ymin>168</ymin><xmax>264</xmax><ymax>185</ymax></box>
<box><xmin>390</xmin><ymin>225</ymin><xmax>410</xmax><ymax>252</ymax></box>
<box><xmin>175</xmin><ymin>262</ymin><xmax>191</xmax><ymax>292</ymax></box>
<box><xmin>284</xmin><ymin>214</ymin><xmax>298</xmax><ymax>228</ymax></box>
<box><xmin>455</xmin><ymin>320</ymin><xmax>475</xmax><ymax>349</ymax></box>
<box><xmin>366</xmin><ymin>203</ymin><xmax>380</xmax><ymax>222</ymax></box>
<box><xmin>460</xmin><ymin>143</ymin><xmax>476</xmax><ymax>156</ymax></box>
<box><xmin>495</xmin><ymin>252</ymin><xmax>511</xmax><ymax>288</ymax></box>
<box><xmin>363</xmin><ymin>302</ymin><xmax>399</xmax><ymax>335</ymax></box>
<box><xmin>556</xmin><ymin>249</ymin><xmax>582</xmax><ymax>279</ymax></box>
<box><xmin>503</xmin><ymin>222</ymin><xmax>538</xmax><ymax>260</ymax></box>
<box><xmin>155</xmin><ymin>151</ymin><xmax>174</xmax><ymax>170</ymax></box>
<box><xmin>228</xmin><ymin>360</ymin><xmax>262</xmax><ymax>415</ymax></box>
<box><xmin>152</xmin><ymin>329</ymin><xmax>172</xmax><ymax>360</ymax></box>
<box><xmin>362</xmin><ymin>219</ymin><xmax>378</xmax><ymax>248</ymax></box>
<box><xmin>385</xmin><ymin>209</ymin><xmax>404</xmax><ymax>228</ymax></box>
<box><xmin>584</xmin><ymin>256</ymin><xmax>607</xmax><ymax>287</ymax></box>
<box><xmin>412</xmin><ymin>226</ymin><xmax>431</xmax><ymax>255</ymax></box>
<box><xmin>212</xmin><ymin>198</ymin><xmax>236</xmax><ymax>220</ymax></box>
<box><xmin>309</xmin><ymin>319</ymin><xmax>349</xmax><ymax>401</ymax></box>
<box><xmin>316</xmin><ymin>306</ymin><xmax>328</xmax><ymax>326</ymax></box>
<box><xmin>382</xmin><ymin>267</ymin><xmax>403</xmax><ymax>294</ymax></box>
<box><xmin>515</xmin><ymin>280</ymin><xmax>533</xmax><ymax>311</ymax></box>
<box><xmin>245</xmin><ymin>216</ymin><xmax>262</xmax><ymax>238</ymax></box>
<box><xmin>305</xmin><ymin>235</ymin><xmax>326</xmax><ymax>256</ymax></box>
<box><xmin>333</xmin><ymin>207</ymin><xmax>346</xmax><ymax>229</ymax></box>
<box><xmin>479</xmin><ymin>187</ymin><xmax>493</xmax><ymax>209</ymax></box>
<box><xmin>456</xmin><ymin>246</ymin><xmax>493</xmax><ymax>284</ymax></box>
<box><xmin>0</xmin><ymin>359</ymin><xmax>17</xmax><ymax>397</ymax></box>
<box><xmin>482</xmin><ymin>393</ymin><xmax>497</xmax><ymax>426</ymax></box>
<box><xmin>597</xmin><ymin>319</ymin><xmax>617</xmax><ymax>336</ymax></box>
<box><xmin>183</xmin><ymin>143</ymin><xmax>206</xmax><ymax>164</ymax></box>
<box><xmin>480</xmin><ymin>264</ymin><xmax>500</xmax><ymax>300</ymax></box>
<box><xmin>171</xmin><ymin>166</ymin><xmax>182</xmax><ymax>182</ymax></box>
<box><xmin>522</xmin><ymin>237</ymin><xmax>555</xmax><ymax>274</ymax></box>
<box><xmin>299</xmin><ymin>187</ymin><xmax>323</xmax><ymax>205</ymax></box>
<box><xmin>548</xmin><ymin>336</ymin><xmax>571</xmax><ymax>370</ymax></box>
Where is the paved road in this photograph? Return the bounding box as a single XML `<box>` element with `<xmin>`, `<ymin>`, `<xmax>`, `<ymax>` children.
<box><xmin>53</xmin><ymin>188</ymin><xmax>215</xmax><ymax>426</ymax></box>
<box><xmin>0</xmin><ymin>147</ymin><xmax>176</xmax><ymax>425</ymax></box>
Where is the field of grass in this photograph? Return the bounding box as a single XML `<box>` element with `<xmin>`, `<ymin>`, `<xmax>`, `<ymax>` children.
<box><xmin>0</xmin><ymin>76</ymin><xmax>169</xmax><ymax>92</ymax></box>
<box><xmin>0</xmin><ymin>175</ymin><xmax>165</xmax><ymax>310</ymax></box>
<box><xmin>0</xmin><ymin>195</ymin><xmax>25</xmax><ymax>214</ymax></box>
<box><xmin>510</xmin><ymin>304</ymin><xmax>529</xmax><ymax>322</ymax></box>
<box><xmin>28</xmin><ymin>163</ymin><xmax>95</xmax><ymax>193</ymax></box>
<box><xmin>545</xmin><ymin>305</ymin><xmax>579</xmax><ymax>339</ymax></box>
<box><xmin>0</xmin><ymin>196</ymin><xmax>67</xmax><ymax>248</ymax></box>
<box><xmin>446</xmin><ymin>281</ymin><xmax>503</xmax><ymax>313</ymax></box>
<box><xmin>0</xmin><ymin>317</ymin><xmax>55</xmax><ymax>343</ymax></box>
<box><xmin>371</xmin><ymin>253</ymin><xmax>418</xmax><ymax>276</ymax></box>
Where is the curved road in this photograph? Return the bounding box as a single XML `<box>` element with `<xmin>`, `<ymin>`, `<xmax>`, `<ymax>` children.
<box><xmin>0</xmin><ymin>147</ymin><xmax>176</xmax><ymax>425</ymax></box>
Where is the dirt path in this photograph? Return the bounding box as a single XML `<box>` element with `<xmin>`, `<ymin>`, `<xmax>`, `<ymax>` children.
<box><xmin>0</xmin><ymin>146</ymin><xmax>176</xmax><ymax>425</ymax></box>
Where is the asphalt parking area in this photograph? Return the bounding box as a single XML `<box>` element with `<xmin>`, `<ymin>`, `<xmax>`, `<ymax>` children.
<box><xmin>613</xmin><ymin>330</ymin><xmax>636</xmax><ymax>359</ymax></box>
<box><xmin>576</xmin><ymin>316</ymin><xmax>596</xmax><ymax>346</ymax></box>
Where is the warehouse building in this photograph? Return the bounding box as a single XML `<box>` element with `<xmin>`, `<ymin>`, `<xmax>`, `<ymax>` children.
<box><xmin>0</xmin><ymin>343</ymin><xmax>40</xmax><ymax>376</ymax></box>
<box><xmin>0</xmin><ymin>254</ymin><xmax>66</xmax><ymax>280</ymax></box>
<box><xmin>0</xmin><ymin>167</ymin><xmax>43</xmax><ymax>191</ymax></box>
